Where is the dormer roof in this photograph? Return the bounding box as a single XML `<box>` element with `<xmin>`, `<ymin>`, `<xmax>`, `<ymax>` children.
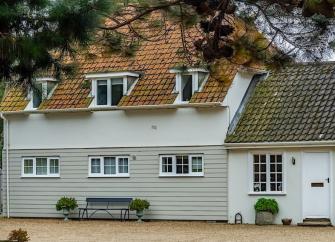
<box><xmin>0</xmin><ymin>23</ymin><xmax>241</xmax><ymax>112</ymax></box>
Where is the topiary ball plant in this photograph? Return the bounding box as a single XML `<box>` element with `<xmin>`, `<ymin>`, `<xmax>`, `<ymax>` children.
<box><xmin>56</xmin><ymin>197</ymin><xmax>78</xmax><ymax>211</ymax></box>
<box><xmin>56</xmin><ymin>197</ymin><xmax>78</xmax><ymax>221</ymax></box>
<box><xmin>254</xmin><ymin>198</ymin><xmax>279</xmax><ymax>214</ymax></box>
<box><xmin>129</xmin><ymin>198</ymin><xmax>150</xmax><ymax>222</ymax></box>
<box><xmin>129</xmin><ymin>198</ymin><xmax>150</xmax><ymax>212</ymax></box>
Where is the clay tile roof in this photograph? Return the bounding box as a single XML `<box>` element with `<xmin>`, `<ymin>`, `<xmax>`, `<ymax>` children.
<box><xmin>0</xmin><ymin>23</ymin><xmax>239</xmax><ymax>112</ymax></box>
<box><xmin>226</xmin><ymin>62</ymin><xmax>335</xmax><ymax>143</ymax></box>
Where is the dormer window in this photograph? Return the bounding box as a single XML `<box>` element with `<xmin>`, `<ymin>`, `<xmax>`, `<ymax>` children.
<box><xmin>86</xmin><ymin>72</ymin><xmax>139</xmax><ymax>107</ymax></box>
<box><xmin>171</xmin><ymin>68</ymin><xmax>209</xmax><ymax>103</ymax></box>
<box><xmin>26</xmin><ymin>78</ymin><xmax>58</xmax><ymax>109</ymax></box>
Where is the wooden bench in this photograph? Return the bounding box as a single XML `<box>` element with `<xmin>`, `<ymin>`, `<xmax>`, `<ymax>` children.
<box><xmin>78</xmin><ymin>197</ymin><xmax>133</xmax><ymax>221</ymax></box>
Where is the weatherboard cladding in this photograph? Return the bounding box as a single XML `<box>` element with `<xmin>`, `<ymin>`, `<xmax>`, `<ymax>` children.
<box><xmin>226</xmin><ymin>62</ymin><xmax>335</xmax><ymax>143</ymax></box>
<box><xmin>0</xmin><ymin>24</ymin><xmax>238</xmax><ymax>112</ymax></box>
<box><xmin>2</xmin><ymin>146</ymin><xmax>228</xmax><ymax>220</ymax></box>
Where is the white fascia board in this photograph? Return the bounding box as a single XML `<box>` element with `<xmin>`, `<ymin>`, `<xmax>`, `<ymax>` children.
<box><xmin>169</xmin><ymin>68</ymin><xmax>208</xmax><ymax>74</ymax></box>
<box><xmin>225</xmin><ymin>141</ymin><xmax>335</xmax><ymax>149</ymax></box>
<box><xmin>0</xmin><ymin>102</ymin><xmax>225</xmax><ymax>115</ymax></box>
<box><xmin>35</xmin><ymin>77</ymin><xmax>57</xmax><ymax>82</ymax></box>
<box><xmin>85</xmin><ymin>72</ymin><xmax>140</xmax><ymax>79</ymax></box>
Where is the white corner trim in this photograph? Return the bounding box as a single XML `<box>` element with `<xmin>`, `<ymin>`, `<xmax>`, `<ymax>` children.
<box><xmin>85</xmin><ymin>72</ymin><xmax>140</xmax><ymax>79</ymax></box>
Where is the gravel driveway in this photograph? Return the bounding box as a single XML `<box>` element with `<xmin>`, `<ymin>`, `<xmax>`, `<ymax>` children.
<box><xmin>0</xmin><ymin>218</ymin><xmax>335</xmax><ymax>242</ymax></box>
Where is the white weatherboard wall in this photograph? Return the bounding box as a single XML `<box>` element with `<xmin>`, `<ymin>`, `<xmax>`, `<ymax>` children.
<box><xmin>228</xmin><ymin>148</ymin><xmax>335</xmax><ymax>225</ymax></box>
<box><xmin>8</xmin><ymin>108</ymin><xmax>228</xmax><ymax>149</ymax></box>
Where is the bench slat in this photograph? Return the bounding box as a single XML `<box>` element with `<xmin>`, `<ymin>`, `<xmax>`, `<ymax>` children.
<box><xmin>86</xmin><ymin>197</ymin><xmax>133</xmax><ymax>203</ymax></box>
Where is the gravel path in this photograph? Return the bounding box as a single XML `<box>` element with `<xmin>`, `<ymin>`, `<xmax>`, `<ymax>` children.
<box><xmin>0</xmin><ymin>218</ymin><xmax>335</xmax><ymax>242</ymax></box>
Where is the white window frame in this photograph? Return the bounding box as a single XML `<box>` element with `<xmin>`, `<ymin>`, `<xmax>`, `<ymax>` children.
<box><xmin>87</xmin><ymin>72</ymin><xmax>139</xmax><ymax>107</ymax></box>
<box><xmin>21</xmin><ymin>157</ymin><xmax>60</xmax><ymax>178</ymax></box>
<box><xmin>248</xmin><ymin>152</ymin><xmax>286</xmax><ymax>195</ymax></box>
<box><xmin>171</xmin><ymin>68</ymin><xmax>209</xmax><ymax>103</ymax></box>
<box><xmin>159</xmin><ymin>154</ymin><xmax>204</xmax><ymax>177</ymax></box>
<box><xmin>88</xmin><ymin>156</ymin><xmax>130</xmax><ymax>177</ymax></box>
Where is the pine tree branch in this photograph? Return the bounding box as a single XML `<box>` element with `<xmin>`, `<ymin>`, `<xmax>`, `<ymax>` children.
<box><xmin>99</xmin><ymin>0</ymin><xmax>182</xmax><ymax>31</ymax></box>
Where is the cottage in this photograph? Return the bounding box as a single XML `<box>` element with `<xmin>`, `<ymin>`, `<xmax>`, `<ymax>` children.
<box><xmin>0</xmin><ymin>23</ymin><xmax>262</xmax><ymax>221</ymax></box>
<box><xmin>226</xmin><ymin>62</ymin><xmax>335</xmax><ymax>225</ymax></box>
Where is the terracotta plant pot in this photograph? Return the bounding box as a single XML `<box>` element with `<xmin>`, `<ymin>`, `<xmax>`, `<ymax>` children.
<box><xmin>255</xmin><ymin>211</ymin><xmax>274</xmax><ymax>225</ymax></box>
<box><xmin>282</xmin><ymin>218</ymin><xmax>292</xmax><ymax>225</ymax></box>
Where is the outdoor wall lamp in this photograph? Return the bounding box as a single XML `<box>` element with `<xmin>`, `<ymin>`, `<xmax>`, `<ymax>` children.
<box><xmin>291</xmin><ymin>157</ymin><xmax>296</xmax><ymax>165</ymax></box>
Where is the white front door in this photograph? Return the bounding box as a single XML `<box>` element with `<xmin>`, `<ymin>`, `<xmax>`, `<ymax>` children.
<box><xmin>302</xmin><ymin>152</ymin><xmax>330</xmax><ymax>218</ymax></box>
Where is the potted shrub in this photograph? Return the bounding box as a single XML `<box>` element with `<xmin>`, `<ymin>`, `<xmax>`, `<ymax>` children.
<box><xmin>129</xmin><ymin>198</ymin><xmax>150</xmax><ymax>222</ymax></box>
<box><xmin>56</xmin><ymin>197</ymin><xmax>78</xmax><ymax>221</ymax></box>
<box><xmin>254</xmin><ymin>198</ymin><xmax>279</xmax><ymax>225</ymax></box>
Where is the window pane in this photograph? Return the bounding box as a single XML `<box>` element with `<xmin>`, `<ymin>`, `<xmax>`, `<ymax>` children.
<box><xmin>49</xmin><ymin>158</ymin><xmax>59</xmax><ymax>174</ymax></box>
<box><xmin>181</xmin><ymin>75</ymin><xmax>193</xmax><ymax>102</ymax></box>
<box><xmin>111</xmin><ymin>78</ymin><xmax>124</xmax><ymax>106</ymax></box>
<box><xmin>118</xmin><ymin>158</ymin><xmax>129</xmax><ymax>174</ymax></box>
<box><xmin>97</xmin><ymin>80</ymin><xmax>108</xmax><ymax>105</ymax></box>
<box><xmin>176</xmin><ymin>155</ymin><xmax>189</xmax><ymax>174</ymax></box>
<box><xmin>24</xmin><ymin>159</ymin><xmax>34</xmax><ymax>174</ymax></box>
<box><xmin>33</xmin><ymin>84</ymin><xmax>43</xmax><ymax>108</ymax></box>
<box><xmin>270</xmin><ymin>154</ymin><xmax>283</xmax><ymax>192</ymax></box>
<box><xmin>253</xmin><ymin>154</ymin><xmax>267</xmax><ymax>192</ymax></box>
<box><xmin>104</xmin><ymin>157</ymin><xmax>116</xmax><ymax>175</ymax></box>
<box><xmin>162</xmin><ymin>157</ymin><xmax>173</xmax><ymax>173</ymax></box>
<box><xmin>91</xmin><ymin>158</ymin><xmax>101</xmax><ymax>174</ymax></box>
<box><xmin>191</xmin><ymin>156</ymin><xmax>203</xmax><ymax>173</ymax></box>
<box><xmin>36</xmin><ymin>158</ymin><xmax>47</xmax><ymax>175</ymax></box>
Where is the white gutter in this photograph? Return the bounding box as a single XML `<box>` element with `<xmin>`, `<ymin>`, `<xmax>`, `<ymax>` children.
<box><xmin>1</xmin><ymin>102</ymin><xmax>225</xmax><ymax>115</ymax></box>
<box><xmin>225</xmin><ymin>140</ymin><xmax>335</xmax><ymax>149</ymax></box>
<box><xmin>0</xmin><ymin>113</ymin><xmax>9</xmax><ymax>218</ymax></box>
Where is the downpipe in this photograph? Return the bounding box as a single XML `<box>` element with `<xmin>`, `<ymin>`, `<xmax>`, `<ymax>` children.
<box><xmin>0</xmin><ymin>113</ymin><xmax>9</xmax><ymax>218</ymax></box>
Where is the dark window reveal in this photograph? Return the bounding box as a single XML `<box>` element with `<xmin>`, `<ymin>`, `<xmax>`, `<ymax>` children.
<box><xmin>97</xmin><ymin>80</ymin><xmax>108</xmax><ymax>105</ymax></box>
<box><xmin>111</xmin><ymin>82</ymin><xmax>123</xmax><ymax>106</ymax></box>
<box><xmin>181</xmin><ymin>75</ymin><xmax>193</xmax><ymax>102</ymax></box>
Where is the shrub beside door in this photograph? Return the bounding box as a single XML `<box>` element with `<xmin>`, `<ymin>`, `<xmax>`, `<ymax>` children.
<box><xmin>254</xmin><ymin>198</ymin><xmax>279</xmax><ymax>225</ymax></box>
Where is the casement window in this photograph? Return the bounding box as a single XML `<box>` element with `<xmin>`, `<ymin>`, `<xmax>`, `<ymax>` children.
<box><xmin>171</xmin><ymin>68</ymin><xmax>209</xmax><ymax>103</ymax></box>
<box><xmin>22</xmin><ymin>157</ymin><xmax>60</xmax><ymax>177</ymax></box>
<box><xmin>160</xmin><ymin>154</ymin><xmax>204</xmax><ymax>176</ymax></box>
<box><xmin>86</xmin><ymin>72</ymin><xmax>139</xmax><ymax>107</ymax></box>
<box><xmin>251</xmin><ymin>154</ymin><xmax>284</xmax><ymax>194</ymax></box>
<box><xmin>26</xmin><ymin>78</ymin><xmax>58</xmax><ymax>109</ymax></box>
<box><xmin>89</xmin><ymin>156</ymin><xmax>129</xmax><ymax>177</ymax></box>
